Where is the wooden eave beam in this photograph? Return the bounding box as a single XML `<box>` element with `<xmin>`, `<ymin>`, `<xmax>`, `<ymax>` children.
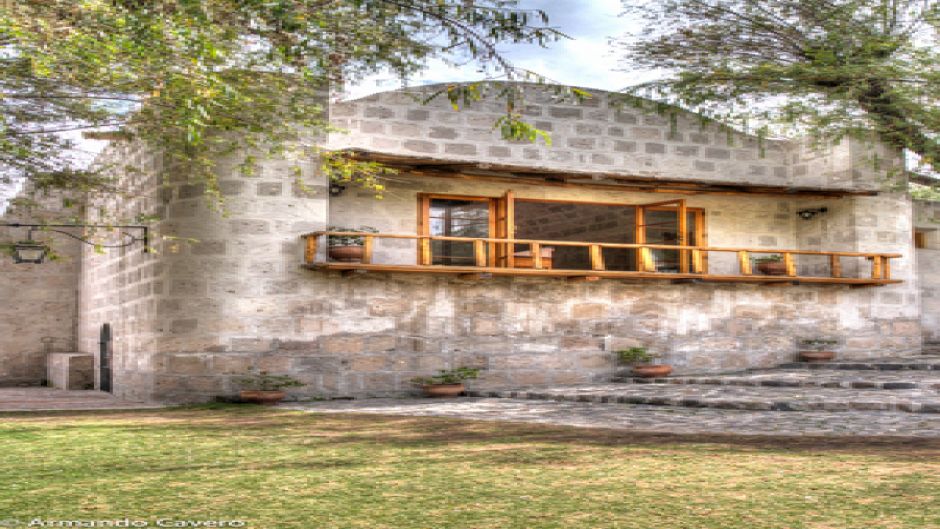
<box><xmin>339</xmin><ymin>149</ymin><xmax>878</xmax><ymax>198</ymax></box>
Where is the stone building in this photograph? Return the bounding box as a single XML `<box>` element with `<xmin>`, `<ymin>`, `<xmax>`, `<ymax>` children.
<box><xmin>0</xmin><ymin>82</ymin><xmax>936</xmax><ymax>403</ymax></box>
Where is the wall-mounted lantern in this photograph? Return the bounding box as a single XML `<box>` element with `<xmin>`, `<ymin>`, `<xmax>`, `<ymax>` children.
<box><xmin>2</xmin><ymin>223</ymin><xmax>150</xmax><ymax>264</ymax></box>
<box><xmin>797</xmin><ymin>207</ymin><xmax>828</xmax><ymax>220</ymax></box>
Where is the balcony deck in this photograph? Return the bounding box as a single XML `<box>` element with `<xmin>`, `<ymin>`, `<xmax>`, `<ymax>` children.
<box><xmin>302</xmin><ymin>231</ymin><xmax>903</xmax><ymax>287</ymax></box>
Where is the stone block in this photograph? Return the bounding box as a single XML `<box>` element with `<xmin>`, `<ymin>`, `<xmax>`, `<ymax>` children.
<box><xmin>170</xmin><ymin>319</ymin><xmax>198</xmax><ymax>334</ymax></box>
<box><xmin>257</xmin><ymin>182</ymin><xmax>283</xmax><ymax>196</ymax></box>
<box><xmin>694</xmin><ymin>160</ymin><xmax>715</xmax><ymax>171</ymax></box>
<box><xmin>549</xmin><ymin>107</ymin><xmax>582</xmax><ymax>119</ymax></box>
<box><xmin>403</xmin><ymin>140</ymin><xmax>438</xmax><ymax>154</ymax></box>
<box><xmin>219</xmin><ymin>180</ymin><xmax>246</xmax><ymax>195</ymax></box>
<box><xmin>321</xmin><ymin>335</ymin><xmax>365</xmax><ymax>355</ymax></box>
<box><xmin>364</xmin><ymin>335</ymin><xmax>397</xmax><ymax>353</ymax></box>
<box><xmin>570</xmin><ymin>303</ymin><xmax>606</xmax><ymax>319</ymax></box>
<box><xmin>705</xmin><ymin>148</ymin><xmax>731</xmax><ymax>159</ymax></box>
<box><xmin>430</xmin><ymin>127</ymin><xmax>458</xmax><ymax>139</ymax></box>
<box><xmin>364</xmin><ymin>106</ymin><xmax>395</xmax><ymax>119</ymax></box>
<box><xmin>488</xmin><ymin>146</ymin><xmax>511</xmax><ymax>158</ymax></box>
<box><xmin>167</xmin><ymin>354</ymin><xmax>209</xmax><ymax>375</ymax></box>
<box><xmin>257</xmin><ymin>355</ymin><xmax>293</xmax><ymax>372</ymax></box>
<box><xmin>407</xmin><ymin>109</ymin><xmax>430</xmax><ymax>121</ymax></box>
<box><xmin>614</xmin><ymin>141</ymin><xmax>637</xmax><ymax>153</ymax></box>
<box><xmin>349</xmin><ymin>355</ymin><xmax>389</xmax><ymax>371</ymax></box>
<box><xmin>444</xmin><ymin>143</ymin><xmax>477</xmax><ymax>155</ymax></box>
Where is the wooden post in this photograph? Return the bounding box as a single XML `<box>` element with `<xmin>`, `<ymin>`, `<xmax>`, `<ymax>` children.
<box><xmin>737</xmin><ymin>251</ymin><xmax>752</xmax><ymax>275</ymax></box>
<box><xmin>829</xmin><ymin>255</ymin><xmax>842</xmax><ymax>278</ymax></box>
<box><xmin>871</xmin><ymin>256</ymin><xmax>883</xmax><ymax>279</ymax></box>
<box><xmin>678</xmin><ymin>200</ymin><xmax>689</xmax><ymax>273</ymax></box>
<box><xmin>474</xmin><ymin>240</ymin><xmax>486</xmax><ymax>267</ymax></box>
<box><xmin>361</xmin><ymin>235</ymin><xmax>373</xmax><ymax>265</ymax></box>
<box><xmin>784</xmin><ymin>252</ymin><xmax>796</xmax><ymax>277</ymax></box>
<box><xmin>304</xmin><ymin>235</ymin><xmax>318</xmax><ymax>265</ymax></box>
<box><xmin>691</xmin><ymin>249</ymin><xmax>704</xmax><ymax>274</ymax></box>
<box><xmin>590</xmin><ymin>244</ymin><xmax>605</xmax><ymax>271</ymax></box>
<box><xmin>531</xmin><ymin>242</ymin><xmax>543</xmax><ymax>270</ymax></box>
<box><xmin>639</xmin><ymin>247</ymin><xmax>655</xmax><ymax>272</ymax></box>
<box><xmin>419</xmin><ymin>237</ymin><xmax>431</xmax><ymax>266</ymax></box>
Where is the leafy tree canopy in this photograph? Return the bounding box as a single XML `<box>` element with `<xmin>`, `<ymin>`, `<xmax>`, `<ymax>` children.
<box><xmin>0</xmin><ymin>0</ymin><xmax>566</xmax><ymax>208</ymax></box>
<box><xmin>619</xmin><ymin>0</ymin><xmax>940</xmax><ymax>178</ymax></box>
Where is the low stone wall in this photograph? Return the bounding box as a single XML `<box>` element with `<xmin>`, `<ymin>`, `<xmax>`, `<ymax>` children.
<box><xmin>152</xmin><ymin>270</ymin><xmax>922</xmax><ymax>403</ymax></box>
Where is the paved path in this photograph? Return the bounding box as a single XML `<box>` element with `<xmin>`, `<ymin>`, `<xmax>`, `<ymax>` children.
<box><xmin>288</xmin><ymin>356</ymin><xmax>940</xmax><ymax>438</ymax></box>
<box><xmin>469</xmin><ymin>383</ymin><xmax>940</xmax><ymax>412</ymax></box>
<box><xmin>285</xmin><ymin>398</ymin><xmax>940</xmax><ymax>438</ymax></box>
<box><xmin>0</xmin><ymin>388</ymin><xmax>162</xmax><ymax>412</ymax></box>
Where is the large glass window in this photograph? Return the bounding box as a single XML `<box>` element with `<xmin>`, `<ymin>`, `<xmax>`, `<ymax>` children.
<box><xmin>419</xmin><ymin>194</ymin><xmax>705</xmax><ymax>272</ymax></box>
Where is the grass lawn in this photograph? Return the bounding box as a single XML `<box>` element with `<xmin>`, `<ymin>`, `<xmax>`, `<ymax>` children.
<box><xmin>1</xmin><ymin>405</ymin><xmax>938</xmax><ymax>529</ymax></box>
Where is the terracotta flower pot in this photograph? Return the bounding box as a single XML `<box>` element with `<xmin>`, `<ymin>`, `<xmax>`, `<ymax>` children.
<box><xmin>799</xmin><ymin>350</ymin><xmax>835</xmax><ymax>362</ymax></box>
<box><xmin>757</xmin><ymin>262</ymin><xmax>787</xmax><ymax>276</ymax></box>
<box><xmin>329</xmin><ymin>245</ymin><xmax>364</xmax><ymax>262</ymax></box>
<box><xmin>631</xmin><ymin>364</ymin><xmax>673</xmax><ymax>378</ymax></box>
<box><xmin>239</xmin><ymin>390</ymin><xmax>287</xmax><ymax>405</ymax></box>
<box><xmin>422</xmin><ymin>383</ymin><xmax>465</xmax><ymax>398</ymax></box>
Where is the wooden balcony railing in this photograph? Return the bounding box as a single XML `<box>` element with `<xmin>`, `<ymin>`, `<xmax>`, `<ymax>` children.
<box><xmin>302</xmin><ymin>231</ymin><xmax>903</xmax><ymax>286</ymax></box>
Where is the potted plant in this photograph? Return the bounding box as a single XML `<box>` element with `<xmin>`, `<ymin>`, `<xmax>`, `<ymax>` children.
<box><xmin>617</xmin><ymin>347</ymin><xmax>673</xmax><ymax>378</ymax></box>
<box><xmin>754</xmin><ymin>254</ymin><xmax>786</xmax><ymax>275</ymax></box>
<box><xmin>327</xmin><ymin>226</ymin><xmax>378</xmax><ymax>262</ymax></box>
<box><xmin>236</xmin><ymin>369</ymin><xmax>305</xmax><ymax>405</ymax></box>
<box><xmin>411</xmin><ymin>367</ymin><xmax>481</xmax><ymax>397</ymax></box>
<box><xmin>798</xmin><ymin>339</ymin><xmax>838</xmax><ymax>362</ymax></box>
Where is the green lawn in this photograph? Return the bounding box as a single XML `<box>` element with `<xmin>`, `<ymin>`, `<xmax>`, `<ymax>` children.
<box><xmin>0</xmin><ymin>406</ymin><xmax>938</xmax><ymax>529</ymax></box>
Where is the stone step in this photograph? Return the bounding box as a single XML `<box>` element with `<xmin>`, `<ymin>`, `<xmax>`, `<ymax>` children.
<box><xmin>467</xmin><ymin>383</ymin><xmax>940</xmax><ymax>413</ymax></box>
<box><xmin>777</xmin><ymin>355</ymin><xmax>940</xmax><ymax>371</ymax></box>
<box><xmin>611</xmin><ymin>369</ymin><xmax>940</xmax><ymax>391</ymax></box>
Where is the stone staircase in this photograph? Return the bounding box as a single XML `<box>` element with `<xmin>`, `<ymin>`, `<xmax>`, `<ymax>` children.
<box><xmin>468</xmin><ymin>355</ymin><xmax>940</xmax><ymax>414</ymax></box>
<box><xmin>923</xmin><ymin>342</ymin><xmax>940</xmax><ymax>356</ymax></box>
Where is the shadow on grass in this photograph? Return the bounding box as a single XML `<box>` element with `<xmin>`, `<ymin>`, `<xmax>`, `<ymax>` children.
<box><xmin>3</xmin><ymin>403</ymin><xmax>940</xmax><ymax>462</ymax></box>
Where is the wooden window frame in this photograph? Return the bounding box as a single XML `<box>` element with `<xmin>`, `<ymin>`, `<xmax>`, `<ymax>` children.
<box><xmin>514</xmin><ymin>197</ymin><xmax>707</xmax><ymax>273</ymax></box>
<box><xmin>418</xmin><ymin>193</ymin><xmax>498</xmax><ymax>266</ymax></box>
<box><xmin>418</xmin><ymin>193</ymin><xmax>708</xmax><ymax>272</ymax></box>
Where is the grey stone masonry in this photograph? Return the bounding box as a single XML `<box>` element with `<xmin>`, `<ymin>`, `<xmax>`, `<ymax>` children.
<box><xmin>470</xmin><ymin>355</ymin><xmax>940</xmax><ymax>414</ymax></box>
<box><xmin>328</xmin><ymin>82</ymin><xmax>906</xmax><ymax>193</ymax></box>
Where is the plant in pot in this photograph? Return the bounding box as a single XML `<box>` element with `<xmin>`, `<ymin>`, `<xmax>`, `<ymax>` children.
<box><xmin>754</xmin><ymin>254</ymin><xmax>787</xmax><ymax>275</ymax></box>
<box><xmin>327</xmin><ymin>226</ymin><xmax>378</xmax><ymax>263</ymax></box>
<box><xmin>236</xmin><ymin>369</ymin><xmax>305</xmax><ymax>405</ymax></box>
<box><xmin>617</xmin><ymin>347</ymin><xmax>673</xmax><ymax>378</ymax></box>
<box><xmin>798</xmin><ymin>339</ymin><xmax>839</xmax><ymax>362</ymax></box>
<box><xmin>411</xmin><ymin>367</ymin><xmax>481</xmax><ymax>398</ymax></box>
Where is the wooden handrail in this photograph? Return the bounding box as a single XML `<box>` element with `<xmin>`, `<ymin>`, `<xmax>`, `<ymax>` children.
<box><xmin>303</xmin><ymin>231</ymin><xmax>902</xmax><ymax>284</ymax></box>
<box><xmin>303</xmin><ymin>231</ymin><xmax>904</xmax><ymax>259</ymax></box>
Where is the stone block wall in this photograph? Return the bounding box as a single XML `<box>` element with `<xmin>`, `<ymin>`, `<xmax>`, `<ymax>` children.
<box><xmin>0</xmin><ymin>198</ymin><xmax>81</xmax><ymax>386</ymax></box>
<box><xmin>76</xmin><ymin>140</ymin><xmax>167</xmax><ymax>401</ymax></box>
<box><xmin>42</xmin><ymin>81</ymin><xmax>921</xmax><ymax>403</ymax></box>
<box><xmin>328</xmin><ymin>83</ymin><xmax>900</xmax><ymax>193</ymax></box>
<box><xmin>915</xmin><ymin>200</ymin><xmax>940</xmax><ymax>343</ymax></box>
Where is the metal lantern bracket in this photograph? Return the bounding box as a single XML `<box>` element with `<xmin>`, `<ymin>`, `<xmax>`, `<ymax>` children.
<box><xmin>1</xmin><ymin>223</ymin><xmax>150</xmax><ymax>263</ymax></box>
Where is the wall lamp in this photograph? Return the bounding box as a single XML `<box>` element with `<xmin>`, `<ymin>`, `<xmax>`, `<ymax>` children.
<box><xmin>329</xmin><ymin>182</ymin><xmax>347</xmax><ymax>197</ymax></box>
<box><xmin>797</xmin><ymin>207</ymin><xmax>828</xmax><ymax>220</ymax></box>
<box><xmin>1</xmin><ymin>223</ymin><xmax>150</xmax><ymax>264</ymax></box>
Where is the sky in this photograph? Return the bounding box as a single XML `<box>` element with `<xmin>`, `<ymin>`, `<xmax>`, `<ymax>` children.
<box><xmin>343</xmin><ymin>0</ymin><xmax>642</xmax><ymax>100</ymax></box>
